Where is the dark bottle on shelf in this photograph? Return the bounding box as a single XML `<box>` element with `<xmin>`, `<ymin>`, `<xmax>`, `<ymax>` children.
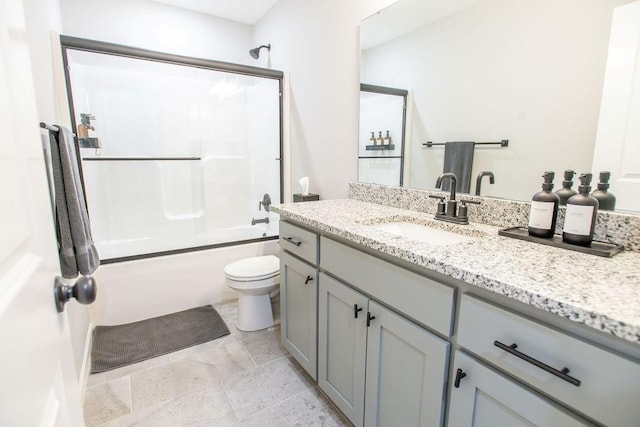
<box><xmin>555</xmin><ymin>169</ymin><xmax>578</xmax><ymax>206</ymax></box>
<box><xmin>591</xmin><ymin>171</ymin><xmax>616</xmax><ymax>211</ymax></box>
<box><xmin>528</xmin><ymin>171</ymin><xmax>560</xmax><ymax>238</ymax></box>
<box><xmin>563</xmin><ymin>173</ymin><xmax>599</xmax><ymax>247</ymax></box>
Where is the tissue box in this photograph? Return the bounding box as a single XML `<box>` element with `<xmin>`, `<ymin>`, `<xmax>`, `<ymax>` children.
<box><xmin>293</xmin><ymin>193</ymin><xmax>319</xmax><ymax>202</ymax></box>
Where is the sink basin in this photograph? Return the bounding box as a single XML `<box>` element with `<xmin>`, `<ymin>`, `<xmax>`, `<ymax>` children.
<box><xmin>367</xmin><ymin>221</ymin><xmax>476</xmax><ymax>245</ymax></box>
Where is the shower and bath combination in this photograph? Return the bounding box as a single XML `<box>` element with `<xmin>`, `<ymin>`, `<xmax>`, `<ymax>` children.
<box><xmin>249</xmin><ymin>44</ymin><xmax>271</xmax><ymax>59</ymax></box>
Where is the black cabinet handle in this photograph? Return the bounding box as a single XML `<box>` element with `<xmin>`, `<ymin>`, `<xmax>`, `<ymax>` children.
<box><xmin>367</xmin><ymin>312</ymin><xmax>376</xmax><ymax>327</ymax></box>
<box><xmin>282</xmin><ymin>236</ymin><xmax>302</xmax><ymax>246</ymax></box>
<box><xmin>354</xmin><ymin>304</ymin><xmax>363</xmax><ymax>318</ymax></box>
<box><xmin>454</xmin><ymin>368</ymin><xmax>467</xmax><ymax>388</ymax></box>
<box><xmin>304</xmin><ymin>275</ymin><xmax>313</xmax><ymax>285</ymax></box>
<box><xmin>494</xmin><ymin>340</ymin><xmax>581</xmax><ymax>387</ymax></box>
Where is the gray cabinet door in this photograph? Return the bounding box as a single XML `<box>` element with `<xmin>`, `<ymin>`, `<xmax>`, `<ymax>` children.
<box><xmin>318</xmin><ymin>273</ymin><xmax>368</xmax><ymax>427</ymax></box>
<box><xmin>365</xmin><ymin>300</ymin><xmax>450</xmax><ymax>427</ymax></box>
<box><xmin>280</xmin><ymin>251</ymin><xmax>317</xmax><ymax>380</ymax></box>
<box><xmin>447</xmin><ymin>351</ymin><xmax>591</xmax><ymax>427</ymax></box>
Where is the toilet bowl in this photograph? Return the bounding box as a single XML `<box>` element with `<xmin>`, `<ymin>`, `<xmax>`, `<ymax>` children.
<box><xmin>224</xmin><ymin>255</ymin><xmax>280</xmax><ymax>331</ymax></box>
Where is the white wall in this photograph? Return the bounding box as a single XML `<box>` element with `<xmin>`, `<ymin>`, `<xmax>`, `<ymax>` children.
<box><xmin>362</xmin><ymin>0</ymin><xmax>627</xmax><ymax>200</ymax></box>
<box><xmin>60</xmin><ymin>0</ymin><xmax>254</xmax><ymax>64</ymax></box>
<box><xmin>253</xmin><ymin>0</ymin><xmax>360</xmax><ymax>199</ymax></box>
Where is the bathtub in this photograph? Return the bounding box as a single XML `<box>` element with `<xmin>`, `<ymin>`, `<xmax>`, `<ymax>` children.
<box><xmin>89</xmin><ymin>221</ymin><xmax>280</xmax><ymax>326</ymax></box>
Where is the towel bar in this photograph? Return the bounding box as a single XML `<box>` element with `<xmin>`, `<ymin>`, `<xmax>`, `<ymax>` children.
<box><xmin>423</xmin><ymin>139</ymin><xmax>509</xmax><ymax>148</ymax></box>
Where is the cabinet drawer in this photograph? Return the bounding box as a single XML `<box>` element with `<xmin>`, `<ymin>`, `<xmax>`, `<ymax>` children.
<box><xmin>321</xmin><ymin>237</ymin><xmax>454</xmax><ymax>337</ymax></box>
<box><xmin>457</xmin><ymin>294</ymin><xmax>640</xmax><ymax>427</ymax></box>
<box><xmin>279</xmin><ymin>221</ymin><xmax>318</xmax><ymax>265</ymax></box>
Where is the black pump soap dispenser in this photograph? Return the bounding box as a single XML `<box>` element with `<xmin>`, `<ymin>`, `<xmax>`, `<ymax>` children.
<box><xmin>591</xmin><ymin>171</ymin><xmax>616</xmax><ymax>211</ymax></box>
<box><xmin>528</xmin><ymin>171</ymin><xmax>560</xmax><ymax>238</ymax></box>
<box><xmin>555</xmin><ymin>170</ymin><xmax>578</xmax><ymax>206</ymax></box>
<box><xmin>563</xmin><ymin>173</ymin><xmax>599</xmax><ymax>247</ymax></box>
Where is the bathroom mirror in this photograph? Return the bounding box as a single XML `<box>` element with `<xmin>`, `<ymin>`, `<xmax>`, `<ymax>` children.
<box><xmin>359</xmin><ymin>0</ymin><xmax>638</xmax><ymax>211</ymax></box>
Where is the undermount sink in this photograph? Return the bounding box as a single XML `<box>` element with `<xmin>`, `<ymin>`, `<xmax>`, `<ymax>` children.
<box><xmin>366</xmin><ymin>220</ymin><xmax>478</xmax><ymax>246</ymax></box>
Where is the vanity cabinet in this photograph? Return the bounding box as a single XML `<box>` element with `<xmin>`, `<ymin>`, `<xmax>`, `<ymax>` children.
<box><xmin>318</xmin><ymin>237</ymin><xmax>452</xmax><ymax>427</ymax></box>
<box><xmin>279</xmin><ymin>221</ymin><xmax>319</xmax><ymax>380</ymax></box>
<box><xmin>455</xmin><ymin>294</ymin><xmax>640</xmax><ymax>426</ymax></box>
<box><xmin>278</xmin><ymin>218</ymin><xmax>640</xmax><ymax>427</ymax></box>
<box><xmin>448</xmin><ymin>351</ymin><xmax>589</xmax><ymax>426</ymax></box>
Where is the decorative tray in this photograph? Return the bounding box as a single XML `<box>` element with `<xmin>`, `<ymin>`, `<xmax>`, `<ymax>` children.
<box><xmin>498</xmin><ymin>227</ymin><xmax>624</xmax><ymax>258</ymax></box>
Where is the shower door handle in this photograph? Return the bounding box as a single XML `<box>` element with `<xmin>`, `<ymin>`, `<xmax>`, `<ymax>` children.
<box><xmin>54</xmin><ymin>275</ymin><xmax>97</xmax><ymax>313</ymax></box>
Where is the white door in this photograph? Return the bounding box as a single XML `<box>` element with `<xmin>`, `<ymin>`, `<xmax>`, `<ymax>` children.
<box><xmin>0</xmin><ymin>1</ymin><xmax>84</xmax><ymax>425</ymax></box>
<box><xmin>592</xmin><ymin>1</ymin><xmax>640</xmax><ymax>212</ymax></box>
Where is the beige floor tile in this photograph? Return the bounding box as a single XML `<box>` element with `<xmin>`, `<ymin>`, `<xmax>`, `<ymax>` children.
<box><xmin>100</xmin><ymin>382</ymin><xmax>237</xmax><ymax>427</ymax></box>
<box><xmin>223</xmin><ymin>356</ymin><xmax>314</xmax><ymax>420</ymax></box>
<box><xmin>84</xmin><ymin>376</ymin><xmax>131</xmax><ymax>426</ymax></box>
<box><xmin>241</xmin><ymin>328</ymin><xmax>288</xmax><ymax>366</ymax></box>
<box><xmin>130</xmin><ymin>358</ymin><xmax>222</xmax><ymax>410</ymax></box>
<box><xmin>87</xmin><ymin>354</ymin><xmax>172</xmax><ymax>387</ymax></box>
<box><xmin>237</xmin><ymin>386</ymin><xmax>349</xmax><ymax>426</ymax></box>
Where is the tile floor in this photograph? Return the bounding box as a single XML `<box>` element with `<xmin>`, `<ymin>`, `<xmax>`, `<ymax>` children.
<box><xmin>83</xmin><ymin>300</ymin><xmax>349</xmax><ymax>426</ymax></box>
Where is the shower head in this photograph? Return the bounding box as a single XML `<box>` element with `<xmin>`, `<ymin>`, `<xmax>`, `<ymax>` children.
<box><xmin>249</xmin><ymin>44</ymin><xmax>271</xmax><ymax>59</ymax></box>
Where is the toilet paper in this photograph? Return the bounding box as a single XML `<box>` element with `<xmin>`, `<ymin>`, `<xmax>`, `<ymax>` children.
<box><xmin>299</xmin><ymin>177</ymin><xmax>309</xmax><ymax>196</ymax></box>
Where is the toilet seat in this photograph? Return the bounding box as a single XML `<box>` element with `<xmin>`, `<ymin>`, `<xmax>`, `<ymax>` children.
<box><xmin>224</xmin><ymin>255</ymin><xmax>279</xmax><ymax>281</ymax></box>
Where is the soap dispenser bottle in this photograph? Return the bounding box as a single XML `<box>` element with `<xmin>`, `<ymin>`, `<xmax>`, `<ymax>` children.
<box><xmin>563</xmin><ymin>173</ymin><xmax>599</xmax><ymax>246</ymax></box>
<box><xmin>555</xmin><ymin>170</ymin><xmax>577</xmax><ymax>206</ymax></box>
<box><xmin>591</xmin><ymin>171</ymin><xmax>616</xmax><ymax>211</ymax></box>
<box><xmin>528</xmin><ymin>171</ymin><xmax>560</xmax><ymax>238</ymax></box>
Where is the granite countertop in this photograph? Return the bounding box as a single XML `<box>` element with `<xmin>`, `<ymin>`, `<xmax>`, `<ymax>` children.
<box><xmin>271</xmin><ymin>199</ymin><xmax>640</xmax><ymax>345</ymax></box>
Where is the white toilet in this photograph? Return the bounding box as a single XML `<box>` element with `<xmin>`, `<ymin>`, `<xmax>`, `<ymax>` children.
<box><xmin>224</xmin><ymin>255</ymin><xmax>280</xmax><ymax>331</ymax></box>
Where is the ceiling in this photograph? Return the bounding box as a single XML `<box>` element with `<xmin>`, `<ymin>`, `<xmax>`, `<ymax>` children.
<box><xmin>361</xmin><ymin>0</ymin><xmax>486</xmax><ymax>50</ymax></box>
<box><xmin>152</xmin><ymin>0</ymin><xmax>280</xmax><ymax>25</ymax></box>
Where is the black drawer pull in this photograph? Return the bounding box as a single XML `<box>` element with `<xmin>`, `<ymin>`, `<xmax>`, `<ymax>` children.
<box><xmin>454</xmin><ymin>368</ymin><xmax>467</xmax><ymax>388</ymax></box>
<box><xmin>282</xmin><ymin>236</ymin><xmax>302</xmax><ymax>246</ymax></box>
<box><xmin>494</xmin><ymin>340</ymin><xmax>581</xmax><ymax>387</ymax></box>
<box><xmin>304</xmin><ymin>275</ymin><xmax>313</xmax><ymax>285</ymax></box>
<box><xmin>354</xmin><ymin>304</ymin><xmax>363</xmax><ymax>319</ymax></box>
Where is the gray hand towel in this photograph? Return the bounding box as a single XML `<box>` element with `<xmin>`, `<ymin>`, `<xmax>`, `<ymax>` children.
<box><xmin>50</xmin><ymin>125</ymin><xmax>100</xmax><ymax>278</ymax></box>
<box><xmin>442</xmin><ymin>141</ymin><xmax>475</xmax><ymax>194</ymax></box>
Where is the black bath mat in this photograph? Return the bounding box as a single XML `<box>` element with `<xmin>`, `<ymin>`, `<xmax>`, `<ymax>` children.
<box><xmin>90</xmin><ymin>305</ymin><xmax>230</xmax><ymax>373</ymax></box>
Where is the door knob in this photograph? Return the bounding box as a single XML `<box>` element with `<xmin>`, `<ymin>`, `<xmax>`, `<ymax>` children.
<box><xmin>54</xmin><ymin>276</ymin><xmax>97</xmax><ymax>313</ymax></box>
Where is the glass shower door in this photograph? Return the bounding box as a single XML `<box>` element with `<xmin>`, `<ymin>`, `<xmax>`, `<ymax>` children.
<box><xmin>64</xmin><ymin>46</ymin><xmax>282</xmax><ymax>260</ymax></box>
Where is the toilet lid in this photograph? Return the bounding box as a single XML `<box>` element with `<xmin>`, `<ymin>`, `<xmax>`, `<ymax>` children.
<box><xmin>224</xmin><ymin>255</ymin><xmax>280</xmax><ymax>281</ymax></box>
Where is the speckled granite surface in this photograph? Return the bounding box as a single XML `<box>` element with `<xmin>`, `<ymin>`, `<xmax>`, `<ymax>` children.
<box><xmin>271</xmin><ymin>199</ymin><xmax>640</xmax><ymax>344</ymax></box>
<box><xmin>349</xmin><ymin>182</ymin><xmax>640</xmax><ymax>251</ymax></box>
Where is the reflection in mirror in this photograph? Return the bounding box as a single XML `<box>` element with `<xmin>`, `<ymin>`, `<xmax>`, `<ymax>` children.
<box><xmin>358</xmin><ymin>84</ymin><xmax>408</xmax><ymax>186</ymax></box>
<box><xmin>360</xmin><ymin>0</ymin><xmax>637</xmax><ymax>211</ymax></box>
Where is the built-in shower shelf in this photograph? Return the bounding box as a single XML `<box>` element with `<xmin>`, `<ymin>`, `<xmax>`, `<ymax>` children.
<box><xmin>365</xmin><ymin>144</ymin><xmax>395</xmax><ymax>151</ymax></box>
<box><xmin>82</xmin><ymin>157</ymin><xmax>202</xmax><ymax>161</ymax></box>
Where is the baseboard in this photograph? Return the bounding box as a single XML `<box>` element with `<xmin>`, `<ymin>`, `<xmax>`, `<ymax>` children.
<box><xmin>78</xmin><ymin>322</ymin><xmax>95</xmax><ymax>403</ymax></box>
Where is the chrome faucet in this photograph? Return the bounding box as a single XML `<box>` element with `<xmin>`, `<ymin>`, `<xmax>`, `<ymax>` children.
<box><xmin>475</xmin><ymin>171</ymin><xmax>495</xmax><ymax>196</ymax></box>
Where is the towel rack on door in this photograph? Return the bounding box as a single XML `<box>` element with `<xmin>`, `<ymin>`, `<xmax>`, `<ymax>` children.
<box><xmin>423</xmin><ymin>139</ymin><xmax>509</xmax><ymax>148</ymax></box>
